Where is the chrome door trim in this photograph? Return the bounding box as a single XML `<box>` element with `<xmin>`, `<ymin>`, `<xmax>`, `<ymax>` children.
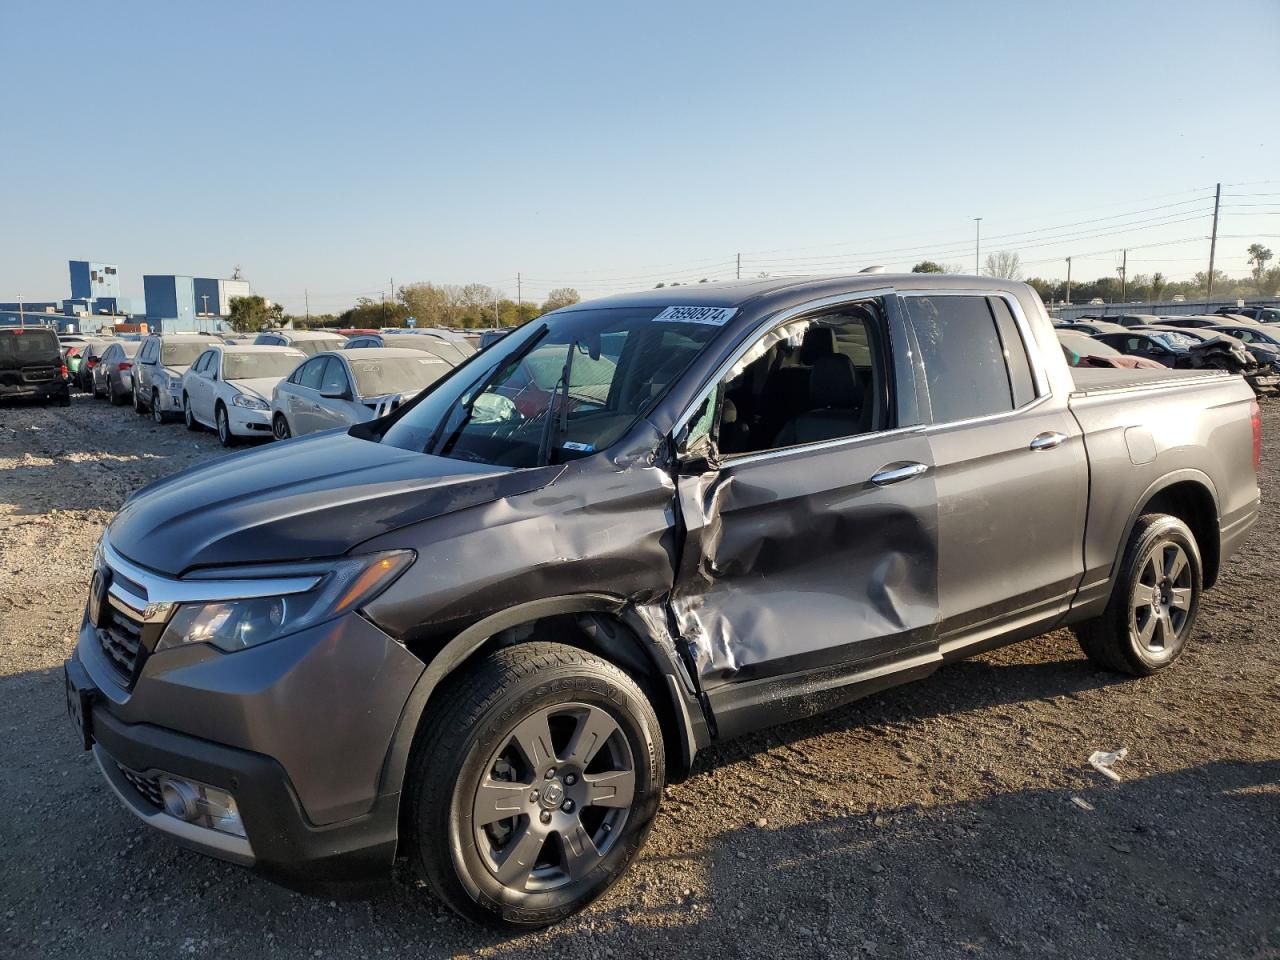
<box><xmin>714</xmin><ymin>423</ymin><xmax>928</xmax><ymax>469</ymax></box>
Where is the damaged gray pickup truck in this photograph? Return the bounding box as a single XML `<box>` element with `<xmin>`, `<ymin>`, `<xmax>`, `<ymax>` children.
<box><xmin>65</xmin><ymin>275</ymin><xmax>1261</xmax><ymax>928</ymax></box>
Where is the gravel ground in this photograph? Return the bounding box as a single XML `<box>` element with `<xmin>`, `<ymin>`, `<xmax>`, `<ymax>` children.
<box><xmin>1</xmin><ymin>393</ymin><xmax>1277</xmax><ymax>960</ymax></box>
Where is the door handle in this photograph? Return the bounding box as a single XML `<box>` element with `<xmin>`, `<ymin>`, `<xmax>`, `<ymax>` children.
<box><xmin>870</xmin><ymin>462</ymin><xmax>929</xmax><ymax>486</ymax></box>
<box><xmin>1029</xmin><ymin>431</ymin><xmax>1067</xmax><ymax>451</ymax></box>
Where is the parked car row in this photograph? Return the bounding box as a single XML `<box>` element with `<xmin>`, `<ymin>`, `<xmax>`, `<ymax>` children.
<box><xmin>1054</xmin><ymin>313</ymin><xmax>1280</xmax><ymax>394</ymax></box>
<box><xmin>42</xmin><ymin>327</ymin><xmax>480</xmax><ymax>447</ymax></box>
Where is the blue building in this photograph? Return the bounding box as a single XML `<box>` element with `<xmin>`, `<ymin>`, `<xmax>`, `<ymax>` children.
<box><xmin>144</xmin><ymin>275</ymin><xmax>198</xmax><ymax>331</ymax></box>
<box><xmin>68</xmin><ymin>260</ymin><xmax>122</xmax><ymax>315</ymax></box>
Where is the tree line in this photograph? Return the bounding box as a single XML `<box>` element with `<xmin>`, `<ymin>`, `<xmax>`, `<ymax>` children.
<box><xmin>912</xmin><ymin>241</ymin><xmax>1277</xmax><ymax>304</ymax></box>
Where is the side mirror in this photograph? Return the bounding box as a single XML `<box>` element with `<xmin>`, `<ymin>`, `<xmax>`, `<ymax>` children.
<box><xmin>320</xmin><ymin>386</ymin><xmax>351</xmax><ymax>401</ymax></box>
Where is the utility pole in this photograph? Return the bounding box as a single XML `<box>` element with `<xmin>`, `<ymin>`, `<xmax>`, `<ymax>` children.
<box><xmin>517</xmin><ymin>273</ymin><xmax>522</xmax><ymax>319</ymax></box>
<box><xmin>390</xmin><ymin>277</ymin><xmax>395</xmax><ymax>304</ymax></box>
<box><xmin>1207</xmin><ymin>181</ymin><xmax>1221</xmax><ymax>300</ymax></box>
<box><xmin>17</xmin><ymin>294</ymin><xmax>24</xmax><ymax>326</ymax></box>
<box><xmin>973</xmin><ymin>218</ymin><xmax>983</xmax><ymax>274</ymax></box>
<box><xmin>305</xmin><ymin>289</ymin><xmax>310</xmax><ymax>326</ymax></box>
<box><xmin>1119</xmin><ymin>249</ymin><xmax>1128</xmax><ymax>301</ymax></box>
<box><xmin>736</xmin><ymin>252</ymin><xmax>741</xmax><ymax>280</ymax></box>
<box><xmin>1065</xmin><ymin>257</ymin><xmax>1072</xmax><ymax>305</ymax></box>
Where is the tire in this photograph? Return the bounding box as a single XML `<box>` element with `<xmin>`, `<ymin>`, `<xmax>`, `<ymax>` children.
<box><xmin>407</xmin><ymin>642</ymin><xmax>665</xmax><ymax>929</ymax></box>
<box><xmin>92</xmin><ymin>379</ymin><xmax>104</xmax><ymax>400</ymax></box>
<box><xmin>272</xmin><ymin>413</ymin><xmax>292</xmax><ymax>440</ymax></box>
<box><xmin>57</xmin><ymin>393</ymin><xmax>71</xmax><ymax>408</ymax></box>
<box><xmin>183</xmin><ymin>394</ymin><xmax>199</xmax><ymax>431</ymax></box>
<box><xmin>110</xmin><ymin>384</ymin><xmax>127</xmax><ymax>406</ymax></box>
<box><xmin>152</xmin><ymin>390</ymin><xmax>166</xmax><ymax>424</ymax></box>
<box><xmin>133</xmin><ymin>384</ymin><xmax>145</xmax><ymax>414</ymax></box>
<box><xmin>1073</xmin><ymin>514</ymin><xmax>1202</xmax><ymax>676</ymax></box>
<box><xmin>216</xmin><ymin>404</ymin><xmax>235</xmax><ymax>447</ymax></box>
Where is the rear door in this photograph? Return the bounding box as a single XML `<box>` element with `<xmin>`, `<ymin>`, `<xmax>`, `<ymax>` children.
<box><xmin>669</xmin><ymin>292</ymin><xmax>941</xmax><ymax>738</ymax></box>
<box><xmin>901</xmin><ymin>291</ymin><xmax>1088</xmax><ymax>657</ymax></box>
<box><xmin>286</xmin><ymin>357</ymin><xmax>327</xmax><ymax>434</ymax></box>
<box><xmin>313</xmin><ymin>357</ymin><xmax>355</xmax><ymax>431</ymax></box>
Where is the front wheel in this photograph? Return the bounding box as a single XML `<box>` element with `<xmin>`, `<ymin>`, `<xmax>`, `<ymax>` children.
<box><xmin>1073</xmin><ymin>514</ymin><xmax>1202</xmax><ymax>675</ymax></box>
<box><xmin>272</xmin><ymin>413</ymin><xmax>291</xmax><ymax>440</ymax></box>
<box><xmin>152</xmin><ymin>390</ymin><xmax>166</xmax><ymax>424</ymax></box>
<box><xmin>183</xmin><ymin>394</ymin><xmax>199</xmax><ymax>431</ymax></box>
<box><xmin>407</xmin><ymin>642</ymin><xmax>664</xmax><ymax>929</ymax></box>
<box><xmin>133</xmin><ymin>384</ymin><xmax>145</xmax><ymax>414</ymax></box>
<box><xmin>216</xmin><ymin>404</ymin><xmax>235</xmax><ymax>447</ymax></box>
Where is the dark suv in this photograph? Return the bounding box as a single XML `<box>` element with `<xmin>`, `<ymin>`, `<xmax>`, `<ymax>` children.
<box><xmin>0</xmin><ymin>326</ymin><xmax>70</xmax><ymax>405</ymax></box>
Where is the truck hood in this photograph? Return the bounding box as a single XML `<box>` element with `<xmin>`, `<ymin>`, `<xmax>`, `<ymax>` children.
<box><xmin>108</xmin><ymin>431</ymin><xmax>560</xmax><ymax>576</ymax></box>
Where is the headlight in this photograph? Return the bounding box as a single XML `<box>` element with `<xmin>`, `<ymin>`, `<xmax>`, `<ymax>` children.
<box><xmin>155</xmin><ymin>550</ymin><xmax>414</xmax><ymax>654</ymax></box>
<box><xmin>232</xmin><ymin>394</ymin><xmax>269</xmax><ymax>410</ymax></box>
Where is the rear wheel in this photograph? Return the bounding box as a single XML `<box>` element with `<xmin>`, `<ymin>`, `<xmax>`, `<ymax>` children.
<box><xmin>1073</xmin><ymin>514</ymin><xmax>1202</xmax><ymax>675</ymax></box>
<box><xmin>407</xmin><ymin>642</ymin><xmax>664</xmax><ymax>929</ymax></box>
<box><xmin>272</xmin><ymin>413</ymin><xmax>291</xmax><ymax>440</ymax></box>
<box><xmin>110</xmin><ymin>384</ymin><xmax>127</xmax><ymax>406</ymax></box>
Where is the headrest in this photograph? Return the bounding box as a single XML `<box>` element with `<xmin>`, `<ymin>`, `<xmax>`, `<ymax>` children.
<box><xmin>810</xmin><ymin>354</ymin><xmax>860</xmax><ymax>409</ymax></box>
<box><xmin>799</xmin><ymin>326</ymin><xmax>837</xmax><ymax>364</ymax></box>
<box><xmin>721</xmin><ymin>397</ymin><xmax>738</xmax><ymax>424</ymax></box>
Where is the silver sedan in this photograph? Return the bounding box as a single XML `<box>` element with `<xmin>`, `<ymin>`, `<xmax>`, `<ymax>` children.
<box><xmin>269</xmin><ymin>347</ymin><xmax>451</xmax><ymax>439</ymax></box>
<box><xmin>92</xmin><ymin>340</ymin><xmax>141</xmax><ymax>405</ymax></box>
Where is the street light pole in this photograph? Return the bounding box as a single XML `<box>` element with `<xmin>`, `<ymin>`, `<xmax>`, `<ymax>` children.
<box><xmin>1065</xmin><ymin>256</ymin><xmax>1072</xmax><ymax>305</ymax></box>
<box><xmin>974</xmin><ymin>218</ymin><xmax>983</xmax><ymax>275</ymax></box>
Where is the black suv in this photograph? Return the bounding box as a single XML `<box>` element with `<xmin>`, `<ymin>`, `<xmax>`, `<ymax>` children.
<box><xmin>0</xmin><ymin>326</ymin><xmax>71</xmax><ymax>405</ymax></box>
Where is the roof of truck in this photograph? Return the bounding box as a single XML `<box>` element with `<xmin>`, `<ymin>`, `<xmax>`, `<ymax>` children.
<box><xmin>558</xmin><ymin>273</ymin><xmax>1032</xmax><ymax>314</ymax></box>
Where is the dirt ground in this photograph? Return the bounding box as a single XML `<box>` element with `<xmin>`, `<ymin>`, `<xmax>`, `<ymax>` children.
<box><xmin>0</xmin><ymin>393</ymin><xmax>1277</xmax><ymax>960</ymax></box>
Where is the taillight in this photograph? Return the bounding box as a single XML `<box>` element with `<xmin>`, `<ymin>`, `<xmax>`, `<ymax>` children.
<box><xmin>1250</xmin><ymin>399</ymin><xmax>1262</xmax><ymax>475</ymax></box>
<box><xmin>118</xmin><ymin>362</ymin><xmax>132</xmax><ymax>371</ymax></box>
<box><xmin>86</xmin><ymin>358</ymin><xmax>99</xmax><ymax>368</ymax></box>
<box><xmin>60</xmin><ymin>364</ymin><xmax>69</xmax><ymax>379</ymax></box>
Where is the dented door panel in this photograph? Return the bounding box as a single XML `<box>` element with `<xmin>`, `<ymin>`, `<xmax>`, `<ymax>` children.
<box><xmin>670</xmin><ymin>430</ymin><xmax>940</xmax><ymax>691</ymax></box>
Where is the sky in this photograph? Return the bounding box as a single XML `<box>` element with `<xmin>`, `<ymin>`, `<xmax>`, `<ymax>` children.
<box><xmin>1</xmin><ymin>0</ymin><xmax>1277</xmax><ymax>314</ymax></box>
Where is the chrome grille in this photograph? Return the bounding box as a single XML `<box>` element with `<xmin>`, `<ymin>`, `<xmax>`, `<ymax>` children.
<box><xmin>115</xmin><ymin>762</ymin><xmax>163</xmax><ymax>809</ymax></box>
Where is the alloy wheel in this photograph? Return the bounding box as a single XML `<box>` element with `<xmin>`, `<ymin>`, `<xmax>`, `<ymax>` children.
<box><xmin>153</xmin><ymin>391</ymin><xmax>164</xmax><ymax>424</ymax></box>
<box><xmin>217</xmin><ymin>408</ymin><xmax>230</xmax><ymax>445</ymax></box>
<box><xmin>273</xmin><ymin>415</ymin><xmax>291</xmax><ymax>440</ymax></box>
<box><xmin>1130</xmin><ymin>539</ymin><xmax>1193</xmax><ymax>652</ymax></box>
<box><xmin>471</xmin><ymin>703</ymin><xmax>635</xmax><ymax>893</ymax></box>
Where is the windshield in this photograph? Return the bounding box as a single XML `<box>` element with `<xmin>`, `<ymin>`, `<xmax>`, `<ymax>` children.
<box><xmin>1058</xmin><ymin>333</ymin><xmax>1119</xmax><ymax>357</ymax></box>
<box><xmin>1152</xmin><ymin>332</ymin><xmax>1195</xmax><ymax>350</ymax></box>
<box><xmin>222</xmin><ymin>352</ymin><xmax>304</xmax><ymax>380</ymax></box>
<box><xmin>162</xmin><ymin>341</ymin><xmax>215</xmax><ymax>366</ymax></box>
<box><xmin>293</xmin><ymin>337</ymin><xmax>348</xmax><ymax>356</ymax></box>
<box><xmin>351</xmin><ymin>356</ymin><xmax>449</xmax><ymax>396</ymax></box>
<box><xmin>380</xmin><ymin>307</ymin><xmax>725</xmax><ymax>467</ymax></box>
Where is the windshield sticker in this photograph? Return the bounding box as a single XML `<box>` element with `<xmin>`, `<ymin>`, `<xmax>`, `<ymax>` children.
<box><xmin>653</xmin><ymin>305</ymin><xmax>738</xmax><ymax>326</ymax></box>
<box><xmin>562</xmin><ymin>441</ymin><xmax>595</xmax><ymax>453</ymax></box>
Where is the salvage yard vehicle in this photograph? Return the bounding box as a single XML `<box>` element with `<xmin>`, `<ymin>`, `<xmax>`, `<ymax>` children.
<box><xmin>180</xmin><ymin>344</ymin><xmax>305</xmax><ymax>446</ymax></box>
<box><xmin>270</xmin><ymin>347</ymin><xmax>451</xmax><ymax>439</ymax></box>
<box><xmin>65</xmin><ymin>275</ymin><xmax>1260</xmax><ymax>929</ymax></box>
<box><xmin>343</xmin><ymin>330</ymin><xmax>472</xmax><ymax>366</ymax></box>
<box><xmin>1</xmin><ymin>326</ymin><xmax>70</xmax><ymax>405</ymax></box>
<box><xmin>92</xmin><ymin>341</ymin><xmax>141</xmax><ymax>405</ymax></box>
<box><xmin>253</xmin><ymin>329</ymin><xmax>349</xmax><ymax>356</ymax></box>
<box><xmin>132</xmin><ymin>333</ymin><xmax>223</xmax><ymax>423</ymax></box>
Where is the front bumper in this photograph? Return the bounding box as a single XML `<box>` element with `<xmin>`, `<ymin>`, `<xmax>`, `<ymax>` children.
<box><xmin>227</xmin><ymin>403</ymin><xmax>273</xmax><ymax>437</ymax></box>
<box><xmin>68</xmin><ymin>596</ymin><xmax>426</xmax><ymax>892</ymax></box>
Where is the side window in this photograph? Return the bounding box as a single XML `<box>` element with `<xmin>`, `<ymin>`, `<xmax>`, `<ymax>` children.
<box><xmin>713</xmin><ymin>299</ymin><xmax>891</xmax><ymax>457</ymax></box>
<box><xmin>297</xmin><ymin>358</ymin><xmax>326</xmax><ymax>390</ymax></box>
<box><xmin>987</xmin><ymin>297</ymin><xmax>1036</xmax><ymax>407</ymax></box>
<box><xmin>903</xmin><ymin>295</ymin><xmax>1032</xmax><ymax>423</ymax></box>
<box><xmin>319</xmin><ymin>357</ymin><xmax>350</xmax><ymax>395</ymax></box>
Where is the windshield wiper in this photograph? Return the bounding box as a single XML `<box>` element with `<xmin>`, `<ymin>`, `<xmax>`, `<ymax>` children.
<box><xmin>537</xmin><ymin>339</ymin><xmax>576</xmax><ymax>467</ymax></box>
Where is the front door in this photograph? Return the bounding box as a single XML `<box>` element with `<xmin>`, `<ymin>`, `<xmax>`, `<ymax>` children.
<box><xmin>668</xmin><ymin>294</ymin><xmax>941</xmax><ymax>739</ymax></box>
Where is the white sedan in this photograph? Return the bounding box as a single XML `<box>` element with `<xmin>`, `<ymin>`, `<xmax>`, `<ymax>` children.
<box><xmin>181</xmin><ymin>344</ymin><xmax>306</xmax><ymax>446</ymax></box>
<box><xmin>270</xmin><ymin>347</ymin><xmax>450</xmax><ymax>439</ymax></box>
